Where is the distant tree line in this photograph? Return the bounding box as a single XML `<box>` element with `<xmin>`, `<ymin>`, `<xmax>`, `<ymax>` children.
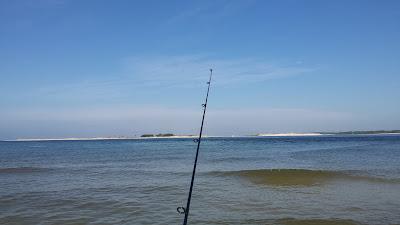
<box><xmin>140</xmin><ymin>133</ymin><xmax>175</xmax><ymax>137</ymax></box>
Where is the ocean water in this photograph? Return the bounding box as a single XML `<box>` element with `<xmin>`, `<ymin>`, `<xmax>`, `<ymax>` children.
<box><xmin>0</xmin><ymin>135</ymin><xmax>400</xmax><ymax>225</ymax></box>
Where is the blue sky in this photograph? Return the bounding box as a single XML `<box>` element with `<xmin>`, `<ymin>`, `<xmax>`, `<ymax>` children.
<box><xmin>1</xmin><ymin>0</ymin><xmax>400</xmax><ymax>139</ymax></box>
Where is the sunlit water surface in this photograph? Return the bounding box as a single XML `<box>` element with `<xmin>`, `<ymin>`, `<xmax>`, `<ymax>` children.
<box><xmin>1</xmin><ymin>135</ymin><xmax>400</xmax><ymax>225</ymax></box>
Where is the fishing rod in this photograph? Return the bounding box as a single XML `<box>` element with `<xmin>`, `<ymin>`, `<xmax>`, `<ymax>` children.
<box><xmin>177</xmin><ymin>69</ymin><xmax>213</xmax><ymax>225</ymax></box>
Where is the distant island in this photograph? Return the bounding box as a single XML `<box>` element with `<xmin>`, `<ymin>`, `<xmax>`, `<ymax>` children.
<box><xmin>140</xmin><ymin>133</ymin><xmax>198</xmax><ymax>138</ymax></box>
<box><xmin>321</xmin><ymin>130</ymin><xmax>400</xmax><ymax>135</ymax></box>
<box><xmin>141</xmin><ymin>133</ymin><xmax>175</xmax><ymax>137</ymax></box>
<box><xmin>256</xmin><ymin>130</ymin><xmax>400</xmax><ymax>137</ymax></box>
<box><xmin>6</xmin><ymin>130</ymin><xmax>400</xmax><ymax>142</ymax></box>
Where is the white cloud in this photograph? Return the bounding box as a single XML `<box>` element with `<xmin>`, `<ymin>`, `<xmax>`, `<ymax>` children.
<box><xmin>31</xmin><ymin>54</ymin><xmax>315</xmax><ymax>99</ymax></box>
<box><xmin>164</xmin><ymin>0</ymin><xmax>256</xmax><ymax>26</ymax></box>
<box><xmin>122</xmin><ymin>54</ymin><xmax>316</xmax><ymax>88</ymax></box>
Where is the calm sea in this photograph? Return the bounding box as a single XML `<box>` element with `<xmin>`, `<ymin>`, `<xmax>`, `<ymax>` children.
<box><xmin>1</xmin><ymin>135</ymin><xmax>400</xmax><ymax>225</ymax></box>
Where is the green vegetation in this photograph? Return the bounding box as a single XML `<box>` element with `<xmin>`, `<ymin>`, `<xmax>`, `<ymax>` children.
<box><xmin>156</xmin><ymin>133</ymin><xmax>174</xmax><ymax>137</ymax></box>
<box><xmin>140</xmin><ymin>133</ymin><xmax>175</xmax><ymax>137</ymax></box>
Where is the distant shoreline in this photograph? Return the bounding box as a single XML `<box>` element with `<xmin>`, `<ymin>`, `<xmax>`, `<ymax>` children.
<box><xmin>7</xmin><ymin>135</ymin><xmax>199</xmax><ymax>142</ymax></box>
<box><xmin>4</xmin><ymin>131</ymin><xmax>400</xmax><ymax>142</ymax></box>
<box><xmin>256</xmin><ymin>133</ymin><xmax>323</xmax><ymax>137</ymax></box>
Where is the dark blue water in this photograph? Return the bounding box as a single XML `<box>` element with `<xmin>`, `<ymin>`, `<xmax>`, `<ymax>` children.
<box><xmin>1</xmin><ymin>135</ymin><xmax>400</xmax><ymax>224</ymax></box>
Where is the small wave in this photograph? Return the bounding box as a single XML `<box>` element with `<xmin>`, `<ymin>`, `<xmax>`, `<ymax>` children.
<box><xmin>278</xmin><ymin>218</ymin><xmax>362</xmax><ymax>225</ymax></box>
<box><xmin>193</xmin><ymin>218</ymin><xmax>363</xmax><ymax>225</ymax></box>
<box><xmin>0</xmin><ymin>167</ymin><xmax>50</xmax><ymax>174</ymax></box>
<box><xmin>210</xmin><ymin>169</ymin><xmax>399</xmax><ymax>186</ymax></box>
<box><xmin>210</xmin><ymin>156</ymin><xmax>261</xmax><ymax>163</ymax></box>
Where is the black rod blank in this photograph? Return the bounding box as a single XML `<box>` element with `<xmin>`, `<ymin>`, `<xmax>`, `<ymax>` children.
<box><xmin>180</xmin><ymin>69</ymin><xmax>213</xmax><ymax>225</ymax></box>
